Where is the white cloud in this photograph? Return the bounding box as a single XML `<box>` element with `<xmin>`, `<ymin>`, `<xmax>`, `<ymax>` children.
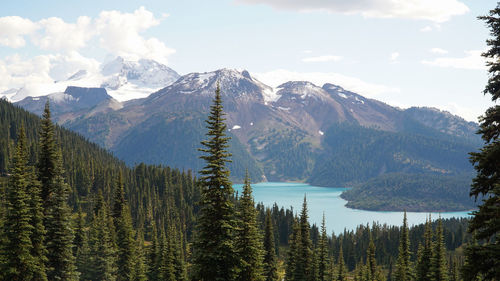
<box><xmin>253</xmin><ymin>69</ymin><xmax>400</xmax><ymax>99</ymax></box>
<box><xmin>390</xmin><ymin>52</ymin><xmax>399</xmax><ymax>61</ymax></box>
<box><xmin>0</xmin><ymin>6</ymin><xmax>177</xmax><ymax>99</ymax></box>
<box><xmin>32</xmin><ymin>16</ymin><xmax>95</xmax><ymax>51</ymax></box>
<box><xmin>429</xmin><ymin>48</ymin><xmax>448</xmax><ymax>55</ymax></box>
<box><xmin>0</xmin><ymin>52</ymin><xmax>101</xmax><ymax>99</ymax></box>
<box><xmin>0</xmin><ymin>16</ymin><xmax>38</xmax><ymax>48</ymax></box>
<box><xmin>420</xmin><ymin>26</ymin><xmax>432</xmax><ymax>32</ymax></box>
<box><xmin>95</xmin><ymin>6</ymin><xmax>174</xmax><ymax>64</ymax></box>
<box><xmin>236</xmin><ymin>0</ymin><xmax>469</xmax><ymax>22</ymax></box>
<box><xmin>303</xmin><ymin>50</ymin><xmax>313</xmax><ymax>54</ymax></box>
<box><xmin>422</xmin><ymin>50</ymin><xmax>486</xmax><ymax>70</ymax></box>
<box><xmin>419</xmin><ymin>24</ymin><xmax>442</xmax><ymax>32</ymax></box>
<box><xmin>302</xmin><ymin>55</ymin><xmax>342</xmax><ymax>63</ymax></box>
<box><xmin>0</xmin><ymin>7</ymin><xmax>175</xmax><ymax>64</ymax></box>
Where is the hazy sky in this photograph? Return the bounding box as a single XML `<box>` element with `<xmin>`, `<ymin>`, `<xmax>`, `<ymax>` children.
<box><xmin>0</xmin><ymin>0</ymin><xmax>496</xmax><ymax>121</ymax></box>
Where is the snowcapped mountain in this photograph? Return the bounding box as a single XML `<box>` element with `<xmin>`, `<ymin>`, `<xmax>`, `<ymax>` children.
<box><xmin>100</xmin><ymin>57</ymin><xmax>180</xmax><ymax>101</ymax></box>
<box><xmin>2</xmin><ymin>56</ymin><xmax>180</xmax><ymax>103</ymax></box>
<box><xmin>13</xmin><ymin>67</ymin><xmax>480</xmax><ymax>182</ymax></box>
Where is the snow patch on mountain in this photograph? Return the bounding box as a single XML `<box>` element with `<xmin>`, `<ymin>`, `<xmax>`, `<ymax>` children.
<box><xmin>2</xmin><ymin>56</ymin><xmax>180</xmax><ymax>103</ymax></box>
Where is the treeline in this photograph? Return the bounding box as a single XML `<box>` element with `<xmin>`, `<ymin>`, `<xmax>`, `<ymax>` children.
<box><xmin>283</xmin><ymin>200</ymin><xmax>463</xmax><ymax>281</ymax></box>
<box><xmin>341</xmin><ymin>173</ymin><xmax>476</xmax><ymax>212</ymax></box>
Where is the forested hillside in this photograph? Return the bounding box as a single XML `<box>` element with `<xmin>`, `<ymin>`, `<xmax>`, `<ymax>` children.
<box><xmin>0</xmin><ymin>95</ymin><xmax>479</xmax><ymax>281</ymax></box>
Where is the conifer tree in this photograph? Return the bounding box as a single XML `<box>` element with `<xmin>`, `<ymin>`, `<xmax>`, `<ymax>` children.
<box><xmin>132</xmin><ymin>229</ymin><xmax>148</xmax><ymax>281</ymax></box>
<box><xmin>147</xmin><ymin>223</ymin><xmax>160</xmax><ymax>281</ymax></box>
<box><xmin>37</xmin><ymin>102</ymin><xmax>77</xmax><ymax>280</ymax></box>
<box><xmin>192</xmin><ymin>84</ymin><xmax>238</xmax><ymax>281</ymax></box>
<box><xmin>28</xmin><ymin>170</ymin><xmax>48</xmax><ymax>281</ymax></box>
<box><xmin>430</xmin><ymin>218</ymin><xmax>448</xmax><ymax>281</ymax></box>
<box><xmin>285</xmin><ymin>217</ymin><xmax>301</xmax><ymax>281</ymax></box>
<box><xmin>2</xmin><ymin>126</ymin><xmax>37</xmax><ymax>280</ymax></box>
<box><xmin>328</xmin><ymin>256</ymin><xmax>336</xmax><ymax>281</ymax></box>
<box><xmin>74</xmin><ymin>207</ymin><xmax>87</xmax><ymax>278</ymax></box>
<box><xmin>416</xmin><ymin>216</ymin><xmax>433</xmax><ymax>281</ymax></box>
<box><xmin>159</xmin><ymin>227</ymin><xmax>175</xmax><ymax>281</ymax></box>
<box><xmin>112</xmin><ymin>173</ymin><xmax>135</xmax><ymax>281</ymax></box>
<box><xmin>317</xmin><ymin>214</ymin><xmax>330</xmax><ymax>281</ymax></box>
<box><xmin>337</xmin><ymin>245</ymin><xmax>347</xmax><ymax>281</ymax></box>
<box><xmin>298</xmin><ymin>196</ymin><xmax>314</xmax><ymax>281</ymax></box>
<box><xmin>85</xmin><ymin>192</ymin><xmax>117</xmax><ymax>281</ymax></box>
<box><xmin>235</xmin><ymin>171</ymin><xmax>264</xmax><ymax>281</ymax></box>
<box><xmin>263</xmin><ymin>209</ymin><xmax>279</xmax><ymax>281</ymax></box>
<box><xmin>171</xmin><ymin>224</ymin><xmax>187</xmax><ymax>281</ymax></box>
<box><xmin>365</xmin><ymin>234</ymin><xmax>384</xmax><ymax>281</ymax></box>
<box><xmin>462</xmin><ymin>3</ymin><xmax>500</xmax><ymax>280</ymax></box>
<box><xmin>394</xmin><ymin>212</ymin><xmax>413</xmax><ymax>281</ymax></box>
<box><xmin>449</xmin><ymin>258</ymin><xmax>459</xmax><ymax>281</ymax></box>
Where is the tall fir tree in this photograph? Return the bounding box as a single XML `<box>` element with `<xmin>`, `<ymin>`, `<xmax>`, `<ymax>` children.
<box><xmin>112</xmin><ymin>173</ymin><xmax>136</xmax><ymax>281</ymax></box>
<box><xmin>1</xmin><ymin>126</ymin><xmax>37</xmax><ymax>281</ymax></box>
<box><xmin>430</xmin><ymin>218</ymin><xmax>448</xmax><ymax>281</ymax></box>
<box><xmin>159</xmin><ymin>227</ymin><xmax>175</xmax><ymax>281</ymax></box>
<box><xmin>285</xmin><ymin>217</ymin><xmax>301</xmax><ymax>281</ymax></box>
<box><xmin>28</xmin><ymin>168</ymin><xmax>48</xmax><ymax>281</ymax></box>
<box><xmin>263</xmin><ymin>209</ymin><xmax>279</xmax><ymax>281</ymax></box>
<box><xmin>132</xmin><ymin>229</ymin><xmax>148</xmax><ymax>281</ymax></box>
<box><xmin>37</xmin><ymin>102</ymin><xmax>77</xmax><ymax>280</ymax></box>
<box><xmin>147</xmin><ymin>222</ymin><xmax>160</xmax><ymax>281</ymax></box>
<box><xmin>416</xmin><ymin>216</ymin><xmax>433</xmax><ymax>281</ymax></box>
<box><xmin>317</xmin><ymin>214</ymin><xmax>330</xmax><ymax>281</ymax></box>
<box><xmin>84</xmin><ymin>192</ymin><xmax>117</xmax><ymax>281</ymax></box>
<box><xmin>337</xmin><ymin>245</ymin><xmax>347</xmax><ymax>281</ymax></box>
<box><xmin>463</xmin><ymin>2</ymin><xmax>500</xmax><ymax>280</ymax></box>
<box><xmin>394</xmin><ymin>212</ymin><xmax>413</xmax><ymax>281</ymax></box>
<box><xmin>193</xmin><ymin>83</ymin><xmax>238</xmax><ymax>281</ymax></box>
<box><xmin>367</xmin><ymin>236</ymin><xmax>377</xmax><ymax>281</ymax></box>
<box><xmin>235</xmin><ymin>171</ymin><xmax>265</xmax><ymax>281</ymax></box>
<box><xmin>298</xmin><ymin>196</ymin><xmax>314</xmax><ymax>281</ymax></box>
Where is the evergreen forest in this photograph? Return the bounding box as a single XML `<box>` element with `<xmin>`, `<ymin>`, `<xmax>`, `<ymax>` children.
<box><xmin>0</xmin><ymin>2</ymin><xmax>499</xmax><ymax>280</ymax></box>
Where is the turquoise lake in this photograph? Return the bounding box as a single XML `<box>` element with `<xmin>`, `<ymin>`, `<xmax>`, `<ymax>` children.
<box><xmin>233</xmin><ymin>182</ymin><xmax>471</xmax><ymax>234</ymax></box>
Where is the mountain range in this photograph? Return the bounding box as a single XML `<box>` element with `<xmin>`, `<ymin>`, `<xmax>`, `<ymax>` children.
<box><xmin>8</xmin><ymin>57</ymin><xmax>481</xmax><ymax>210</ymax></box>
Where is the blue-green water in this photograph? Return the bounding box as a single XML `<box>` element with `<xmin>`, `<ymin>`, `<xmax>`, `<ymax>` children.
<box><xmin>234</xmin><ymin>182</ymin><xmax>471</xmax><ymax>234</ymax></box>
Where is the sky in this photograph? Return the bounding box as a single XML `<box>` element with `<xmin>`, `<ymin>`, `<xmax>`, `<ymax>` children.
<box><xmin>0</xmin><ymin>0</ymin><xmax>496</xmax><ymax>121</ymax></box>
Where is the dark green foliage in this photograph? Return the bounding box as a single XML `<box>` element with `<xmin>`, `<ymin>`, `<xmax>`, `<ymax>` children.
<box><xmin>285</xmin><ymin>217</ymin><xmax>301</xmax><ymax>281</ymax></box>
<box><xmin>112</xmin><ymin>173</ymin><xmax>135</xmax><ymax>281</ymax></box>
<box><xmin>298</xmin><ymin>197</ymin><xmax>314</xmax><ymax>281</ymax></box>
<box><xmin>263</xmin><ymin>209</ymin><xmax>279</xmax><ymax>281</ymax></box>
<box><xmin>337</xmin><ymin>245</ymin><xmax>347</xmax><ymax>281</ymax></box>
<box><xmin>235</xmin><ymin>171</ymin><xmax>264</xmax><ymax>281</ymax></box>
<box><xmin>159</xmin><ymin>227</ymin><xmax>175</xmax><ymax>281</ymax></box>
<box><xmin>462</xmin><ymin>3</ymin><xmax>500</xmax><ymax>280</ymax></box>
<box><xmin>28</xmin><ymin>168</ymin><xmax>48</xmax><ymax>281</ymax></box>
<box><xmin>83</xmin><ymin>192</ymin><xmax>117</xmax><ymax>281</ymax></box>
<box><xmin>112</xmin><ymin>112</ymin><xmax>263</xmax><ymax>183</ymax></box>
<box><xmin>192</xmin><ymin>84</ymin><xmax>238</xmax><ymax>280</ymax></box>
<box><xmin>416</xmin><ymin>217</ymin><xmax>433</xmax><ymax>281</ymax></box>
<box><xmin>366</xmin><ymin>237</ymin><xmax>377</xmax><ymax>281</ymax></box>
<box><xmin>132</xmin><ymin>230</ymin><xmax>147</xmax><ymax>281</ymax></box>
<box><xmin>431</xmin><ymin>219</ymin><xmax>448</xmax><ymax>281</ymax></box>
<box><xmin>394</xmin><ymin>212</ymin><xmax>413</xmax><ymax>281</ymax></box>
<box><xmin>317</xmin><ymin>215</ymin><xmax>329</xmax><ymax>281</ymax></box>
<box><xmin>249</xmin><ymin>128</ymin><xmax>314</xmax><ymax>182</ymax></box>
<box><xmin>341</xmin><ymin>173</ymin><xmax>475</xmax><ymax>212</ymax></box>
<box><xmin>309</xmin><ymin>122</ymin><xmax>474</xmax><ymax>187</ymax></box>
<box><xmin>38</xmin><ymin>103</ymin><xmax>78</xmax><ymax>280</ymax></box>
<box><xmin>1</xmin><ymin>127</ymin><xmax>38</xmax><ymax>280</ymax></box>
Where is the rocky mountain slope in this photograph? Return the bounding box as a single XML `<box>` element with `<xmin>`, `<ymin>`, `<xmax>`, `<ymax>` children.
<box><xmin>14</xmin><ymin>68</ymin><xmax>480</xmax><ymax>185</ymax></box>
